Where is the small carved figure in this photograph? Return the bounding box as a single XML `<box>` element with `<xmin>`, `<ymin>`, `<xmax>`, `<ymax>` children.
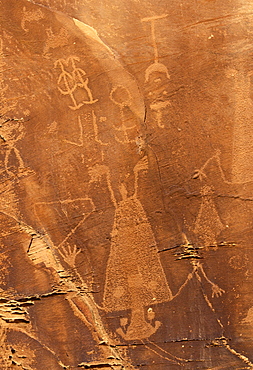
<box><xmin>21</xmin><ymin>6</ymin><xmax>44</xmax><ymax>32</ymax></box>
<box><xmin>109</xmin><ymin>85</ymin><xmax>137</xmax><ymax>143</ymax></box>
<box><xmin>0</xmin><ymin>119</ymin><xmax>26</xmax><ymax>176</ymax></box>
<box><xmin>43</xmin><ymin>27</ymin><xmax>70</xmax><ymax>56</ymax></box>
<box><xmin>142</xmin><ymin>15</ymin><xmax>171</xmax><ymax>128</ymax></box>
<box><xmin>54</xmin><ymin>56</ymin><xmax>98</xmax><ymax>110</ymax></box>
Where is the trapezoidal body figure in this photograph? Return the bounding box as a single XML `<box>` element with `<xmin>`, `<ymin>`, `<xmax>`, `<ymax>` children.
<box><xmin>89</xmin><ymin>158</ymin><xmax>172</xmax><ymax>341</ymax></box>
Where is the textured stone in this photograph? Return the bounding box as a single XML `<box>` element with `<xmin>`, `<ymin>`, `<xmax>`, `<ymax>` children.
<box><xmin>1</xmin><ymin>0</ymin><xmax>253</xmax><ymax>368</ymax></box>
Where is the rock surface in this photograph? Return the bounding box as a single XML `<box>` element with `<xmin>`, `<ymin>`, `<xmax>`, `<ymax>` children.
<box><xmin>1</xmin><ymin>0</ymin><xmax>253</xmax><ymax>368</ymax></box>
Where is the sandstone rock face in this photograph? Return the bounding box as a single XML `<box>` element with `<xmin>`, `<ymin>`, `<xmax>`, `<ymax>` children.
<box><xmin>1</xmin><ymin>0</ymin><xmax>253</xmax><ymax>368</ymax></box>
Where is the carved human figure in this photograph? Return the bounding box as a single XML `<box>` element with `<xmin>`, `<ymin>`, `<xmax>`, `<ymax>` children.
<box><xmin>0</xmin><ymin>39</ymin><xmax>24</xmax><ymax>176</ymax></box>
<box><xmin>54</xmin><ymin>56</ymin><xmax>98</xmax><ymax>110</ymax></box>
<box><xmin>0</xmin><ymin>119</ymin><xmax>26</xmax><ymax>176</ymax></box>
<box><xmin>170</xmin><ymin>234</ymin><xmax>226</xmax><ymax>339</ymax></box>
<box><xmin>193</xmin><ymin>185</ymin><xmax>225</xmax><ymax>248</ymax></box>
<box><xmin>192</xmin><ymin>151</ymin><xmax>228</xmax><ymax>247</ymax></box>
<box><xmin>109</xmin><ymin>85</ymin><xmax>137</xmax><ymax>143</ymax></box>
<box><xmin>142</xmin><ymin>15</ymin><xmax>171</xmax><ymax>128</ymax></box>
<box><xmin>89</xmin><ymin>158</ymin><xmax>172</xmax><ymax>340</ymax></box>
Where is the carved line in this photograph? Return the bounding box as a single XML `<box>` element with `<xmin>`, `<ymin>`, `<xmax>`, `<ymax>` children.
<box><xmin>224</xmin><ymin>342</ymin><xmax>253</xmax><ymax>368</ymax></box>
<box><xmin>141</xmin><ymin>340</ymin><xmax>180</xmax><ymax>365</ymax></box>
<box><xmin>146</xmin><ymin>339</ymin><xmax>189</xmax><ymax>363</ymax></box>
<box><xmin>17</xmin><ymin>213</ymin><xmax>135</xmax><ymax>367</ymax></box>
<box><xmin>63</xmin><ymin>116</ymin><xmax>84</xmax><ymax>147</ymax></box>
<box><xmin>195</xmin><ymin>150</ymin><xmax>251</xmax><ymax>185</ymax></box>
<box><xmin>141</xmin><ymin>14</ymin><xmax>168</xmax><ymax>63</ymax></box>
<box><xmin>55</xmin><ymin>57</ymin><xmax>98</xmax><ymax>111</ymax></box>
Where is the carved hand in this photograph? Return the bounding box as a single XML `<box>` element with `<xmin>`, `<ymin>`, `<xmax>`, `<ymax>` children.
<box><xmin>211</xmin><ymin>284</ymin><xmax>225</xmax><ymax>298</ymax></box>
<box><xmin>59</xmin><ymin>244</ymin><xmax>81</xmax><ymax>268</ymax></box>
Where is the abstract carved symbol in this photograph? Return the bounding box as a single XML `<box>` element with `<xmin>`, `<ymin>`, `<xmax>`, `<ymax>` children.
<box><xmin>92</xmin><ymin>112</ymin><xmax>108</xmax><ymax>161</ymax></box>
<box><xmin>54</xmin><ymin>56</ymin><xmax>98</xmax><ymax>110</ymax></box>
<box><xmin>43</xmin><ymin>27</ymin><xmax>70</xmax><ymax>56</ymax></box>
<box><xmin>89</xmin><ymin>159</ymin><xmax>172</xmax><ymax>340</ymax></box>
<box><xmin>0</xmin><ymin>38</ymin><xmax>17</xmax><ymax>117</ymax></box>
<box><xmin>63</xmin><ymin>115</ymin><xmax>84</xmax><ymax>147</ymax></box>
<box><xmin>142</xmin><ymin>15</ymin><xmax>171</xmax><ymax>128</ymax></box>
<box><xmin>0</xmin><ymin>118</ymin><xmax>28</xmax><ymax>176</ymax></box>
<box><xmin>141</xmin><ymin>14</ymin><xmax>168</xmax><ymax>69</ymax></box>
<box><xmin>63</xmin><ymin>113</ymin><xmax>98</xmax><ymax>149</ymax></box>
<box><xmin>109</xmin><ymin>85</ymin><xmax>136</xmax><ymax>143</ymax></box>
<box><xmin>229</xmin><ymin>254</ymin><xmax>249</xmax><ymax>270</ymax></box>
<box><xmin>21</xmin><ymin>6</ymin><xmax>44</xmax><ymax>32</ymax></box>
<box><xmin>149</xmin><ymin>99</ymin><xmax>171</xmax><ymax>129</ymax></box>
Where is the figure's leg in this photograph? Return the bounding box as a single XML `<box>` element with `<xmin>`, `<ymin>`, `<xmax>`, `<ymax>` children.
<box><xmin>4</xmin><ymin>148</ymin><xmax>12</xmax><ymax>175</ymax></box>
<box><xmin>13</xmin><ymin>147</ymin><xmax>25</xmax><ymax>172</ymax></box>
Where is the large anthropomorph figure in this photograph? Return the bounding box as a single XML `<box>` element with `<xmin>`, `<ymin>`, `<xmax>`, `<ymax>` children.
<box><xmin>89</xmin><ymin>158</ymin><xmax>172</xmax><ymax>341</ymax></box>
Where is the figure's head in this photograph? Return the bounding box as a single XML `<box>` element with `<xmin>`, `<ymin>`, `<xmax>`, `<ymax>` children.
<box><xmin>145</xmin><ymin>62</ymin><xmax>170</xmax><ymax>83</ymax></box>
<box><xmin>109</xmin><ymin>85</ymin><xmax>132</xmax><ymax>108</ymax></box>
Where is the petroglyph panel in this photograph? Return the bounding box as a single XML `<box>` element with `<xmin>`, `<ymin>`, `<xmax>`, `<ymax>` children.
<box><xmin>2</xmin><ymin>0</ymin><xmax>253</xmax><ymax>368</ymax></box>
